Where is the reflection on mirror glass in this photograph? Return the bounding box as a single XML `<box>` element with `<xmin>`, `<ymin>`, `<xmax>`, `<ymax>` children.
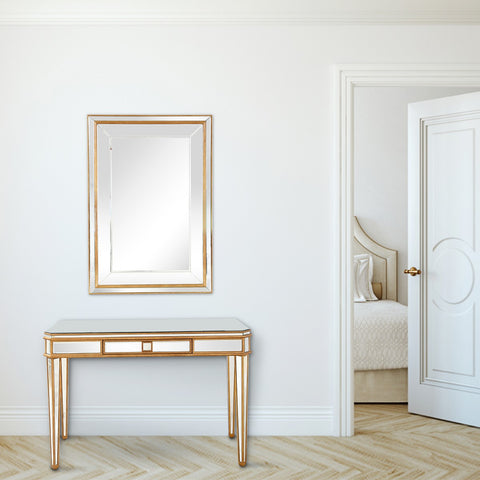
<box><xmin>110</xmin><ymin>136</ymin><xmax>190</xmax><ymax>272</ymax></box>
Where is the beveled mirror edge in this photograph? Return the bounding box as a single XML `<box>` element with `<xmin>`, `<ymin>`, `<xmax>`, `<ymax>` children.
<box><xmin>87</xmin><ymin>114</ymin><xmax>212</xmax><ymax>294</ymax></box>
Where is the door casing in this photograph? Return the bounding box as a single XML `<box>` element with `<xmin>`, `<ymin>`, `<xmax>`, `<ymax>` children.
<box><xmin>333</xmin><ymin>64</ymin><xmax>480</xmax><ymax>436</ymax></box>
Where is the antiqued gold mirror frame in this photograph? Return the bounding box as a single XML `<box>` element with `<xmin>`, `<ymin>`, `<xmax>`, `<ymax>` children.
<box><xmin>88</xmin><ymin>115</ymin><xmax>212</xmax><ymax>294</ymax></box>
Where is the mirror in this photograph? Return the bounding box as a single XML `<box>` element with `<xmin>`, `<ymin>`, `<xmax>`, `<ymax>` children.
<box><xmin>88</xmin><ymin>115</ymin><xmax>212</xmax><ymax>293</ymax></box>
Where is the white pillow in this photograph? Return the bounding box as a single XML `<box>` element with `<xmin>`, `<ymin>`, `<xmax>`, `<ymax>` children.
<box><xmin>352</xmin><ymin>260</ymin><xmax>365</xmax><ymax>302</ymax></box>
<box><xmin>353</xmin><ymin>254</ymin><xmax>378</xmax><ymax>302</ymax></box>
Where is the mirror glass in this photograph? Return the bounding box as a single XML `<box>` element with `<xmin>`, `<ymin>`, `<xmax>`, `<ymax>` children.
<box><xmin>88</xmin><ymin>116</ymin><xmax>212</xmax><ymax>293</ymax></box>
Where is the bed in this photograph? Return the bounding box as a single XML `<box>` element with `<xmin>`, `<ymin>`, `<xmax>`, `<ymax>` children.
<box><xmin>353</xmin><ymin>217</ymin><xmax>408</xmax><ymax>403</ymax></box>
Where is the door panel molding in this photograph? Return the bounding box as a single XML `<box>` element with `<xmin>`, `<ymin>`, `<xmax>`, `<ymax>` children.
<box><xmin>334</xmin><ymin>65</ymin><xmax>480</xmax><ymax>436</ymax></box>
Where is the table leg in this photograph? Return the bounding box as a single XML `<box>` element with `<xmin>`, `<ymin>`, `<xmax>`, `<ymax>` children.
<box><xmin>47</xmin><ymin>357</ymin><xmax>61</xmax><ymax>470</ymax></box>
<box><xmin>227</xmin><ymin>356</ymin><xmax>236</xmax><ymax>438</ymax></box>
<box><xmin>235</xmin><ymin>355</ymin><xmax>249</xmax><ymax>467</ymax></box>
<box><xmin>61</xmin><ymin>358</ymin><xmax>69</xmax><ymax>440</ymax></box>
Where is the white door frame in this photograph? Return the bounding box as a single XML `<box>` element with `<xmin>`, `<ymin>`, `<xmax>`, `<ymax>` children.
<box><xmin>333</xmin><ymin>64</ymin><xmax>480</xmax><ymax>436</ymax></box>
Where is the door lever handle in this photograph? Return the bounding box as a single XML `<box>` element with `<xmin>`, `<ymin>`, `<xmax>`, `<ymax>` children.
<box><xmin>404</xmin><ymin>267</ymin><xmax>421</xmax><ymax>277</ymax></box>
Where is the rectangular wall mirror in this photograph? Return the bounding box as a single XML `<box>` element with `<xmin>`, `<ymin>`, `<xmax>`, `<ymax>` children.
<box><xmin>88</xmin><ymin>115</ymin><xmax>212</xmax><ymax>293</ymax></box>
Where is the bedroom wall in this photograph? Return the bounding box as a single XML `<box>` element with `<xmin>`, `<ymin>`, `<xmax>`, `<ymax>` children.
<box><xmin>354</xmin><ymin>86</ymin><xmax>478</xmax><ymax>306</ymax></box>
<box><xmin>1</xmin><ymin>3</ymin><xmax>480</xmax><ymax>435</ymax></box>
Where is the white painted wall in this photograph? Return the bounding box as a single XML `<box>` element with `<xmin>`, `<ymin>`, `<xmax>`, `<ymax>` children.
<box><xmin>1</xmin><ymin>11</ymin><xmax>480</xmax><ymax>435</ymax></box>
<box><xmin>2</xmin><ymin>0</ymin><xmax>480</xmax><ymax>20</ymax></box>
<box><xmin>354</xmin><ymin>86</ymin><xmax>478</xmax><ymax>305</ymax></box>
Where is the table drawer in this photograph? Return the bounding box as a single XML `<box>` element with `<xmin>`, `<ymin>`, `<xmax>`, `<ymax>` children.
<box><xmin>103</xmin><ymin>340</ymin><xmax>191</xmax><ymax>354</ymax></box>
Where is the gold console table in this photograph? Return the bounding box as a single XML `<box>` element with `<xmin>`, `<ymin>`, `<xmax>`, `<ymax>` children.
<box><xmin>44</xmin><ymin>318</ymin><xmax>251</xmax><ymax>470</ymax></box>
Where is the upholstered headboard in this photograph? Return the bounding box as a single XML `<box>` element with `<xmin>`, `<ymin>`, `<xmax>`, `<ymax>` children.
<box><xmin>353</xmin><ymin>217</ymin><xmax>398</xmax><ymax>301</ymax></box>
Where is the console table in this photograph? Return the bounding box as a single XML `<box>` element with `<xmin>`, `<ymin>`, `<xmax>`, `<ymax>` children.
<box><xmin>44</xmin><ymin>318</ymin><xmax>251</xmax><ymax>470</ymax></box>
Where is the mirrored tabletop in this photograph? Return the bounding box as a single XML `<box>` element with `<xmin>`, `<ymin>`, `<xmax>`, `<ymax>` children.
<box><xmin>45</xmin><ymin>318</ymin><xmax>250</xmax><ymax>334</ymax></box>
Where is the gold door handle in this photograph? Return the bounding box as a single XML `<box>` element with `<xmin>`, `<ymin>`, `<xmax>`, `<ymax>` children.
<box><xmin>404</xmin><ymin>267</ymin><xmax>421</xmax><ymax>277</ymax></box>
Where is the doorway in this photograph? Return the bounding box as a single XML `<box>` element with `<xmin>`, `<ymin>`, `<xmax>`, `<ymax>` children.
<box><xmin>352</xmin><ymin>85</ymin><xmax>477</xmax><ymax>420</ymax></box>
<box><xmin>334</xmin><ymin>65</ymin><xmax>480</xmax><ymax>436</ymax></box>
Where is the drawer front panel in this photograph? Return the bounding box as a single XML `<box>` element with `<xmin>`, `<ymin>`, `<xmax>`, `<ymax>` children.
<box><xmin>194</xmin><ymin>339</ymin><xmax>243</xmax><ymax>353</ymax></box>
<box><xmin>103</xmin><ymin>340</ymin><xmax>191</xmax><ymax>354</ymax></box>
<box><xmin>153</xmin><ymin>340</ymin><xmax>190</xmax><ymax>352</ymax></box>
<box><xmin>104</xmin><ymin>341</ymin><xmax>142</xmax><ymax>354</ymax></box>
<box><xmin>53</xmin><ymin>341</ymin><xmax>101</xmax><ymax>354</ymax></box>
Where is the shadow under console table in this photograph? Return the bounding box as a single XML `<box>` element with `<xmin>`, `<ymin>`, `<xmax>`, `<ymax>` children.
<box><xmin>44</xmin><ymin>318</ymin><xmax>251</xmax><ymax>470</ymax></box>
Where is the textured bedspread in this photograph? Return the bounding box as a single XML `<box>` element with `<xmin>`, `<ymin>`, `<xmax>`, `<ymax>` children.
<box><xmin>354</xmin><ymin>300</ymin><xmax>408</xmax><ymax>371</ymax></box>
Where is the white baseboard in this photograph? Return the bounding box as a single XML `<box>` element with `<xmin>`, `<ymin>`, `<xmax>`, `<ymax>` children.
<box><xmin>0</xmin><ymin>405</ymin><xmax>334</xmax><ymax>436</ymax></box>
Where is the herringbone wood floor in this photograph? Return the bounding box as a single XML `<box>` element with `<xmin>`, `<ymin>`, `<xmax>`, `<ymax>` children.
<box><xmin>2</xmin><ymin>404</ymin><xmax>480</xmax><ymax>479</ymax></box>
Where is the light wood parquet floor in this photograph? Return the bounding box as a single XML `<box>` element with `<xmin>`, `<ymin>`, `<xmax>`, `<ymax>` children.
<box><xmin>2</xmin><ymin>404</ymin><xmax>480</xmax><ymax>479</ymax></box>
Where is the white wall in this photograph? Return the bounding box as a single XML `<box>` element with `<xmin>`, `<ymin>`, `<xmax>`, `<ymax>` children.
<box><xmin>2</xmin><ymin>0</ymin><xmax>480</xmax><ymax>21</ymax></box>
<box><xmin>1</xmin><ymin>18</ymin><xmax>480</xmax><ymax>435</ymax></box>
<box><xmin>354</xmin><ymin>86</ymin><xmax>477</xmax><ymax>305</ymax></box>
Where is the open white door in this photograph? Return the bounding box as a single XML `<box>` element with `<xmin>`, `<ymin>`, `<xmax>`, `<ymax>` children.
<box><xmin>408</xmin><ymin>91</ymin><xmax>480</xmax><ymax>427</ymax></box>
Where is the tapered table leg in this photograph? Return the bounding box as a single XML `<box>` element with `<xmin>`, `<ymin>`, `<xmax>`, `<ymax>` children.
<box><xmin>61</xmin><ymin>358</ymin><xmax>69</xmax><ymax>440</ymax></box>
<box><xmin>227</xmin><ymin>356</ymin><xmax>236</xmax><ymax>438</ymax></box>
<box><xmin>235</xmin><ymin>355</ymin><xmax>249</xmax><ymax>467</ymax></box>
<box><xmin>47</xmin><ymin>357</ymin><xmax>61</xmax><ymax>469</ymax></box>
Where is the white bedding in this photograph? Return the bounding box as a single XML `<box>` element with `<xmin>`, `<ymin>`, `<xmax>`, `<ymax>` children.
<box><xmin>354</xmin><ymin>300</ymin><xmax>408</xmax><ymax>371</ymax></box>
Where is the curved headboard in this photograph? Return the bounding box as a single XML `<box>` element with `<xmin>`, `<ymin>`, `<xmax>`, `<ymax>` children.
<box><xmin>353</xmin><ymin>217</ymin><xmax>398</xmax><ymax>301</ymax></box>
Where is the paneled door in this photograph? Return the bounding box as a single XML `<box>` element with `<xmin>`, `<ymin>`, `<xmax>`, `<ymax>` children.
<box><xmin>408</xmin><ymin>91</ymin><xmax>480</xmax><ymax>427</ymax></box>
